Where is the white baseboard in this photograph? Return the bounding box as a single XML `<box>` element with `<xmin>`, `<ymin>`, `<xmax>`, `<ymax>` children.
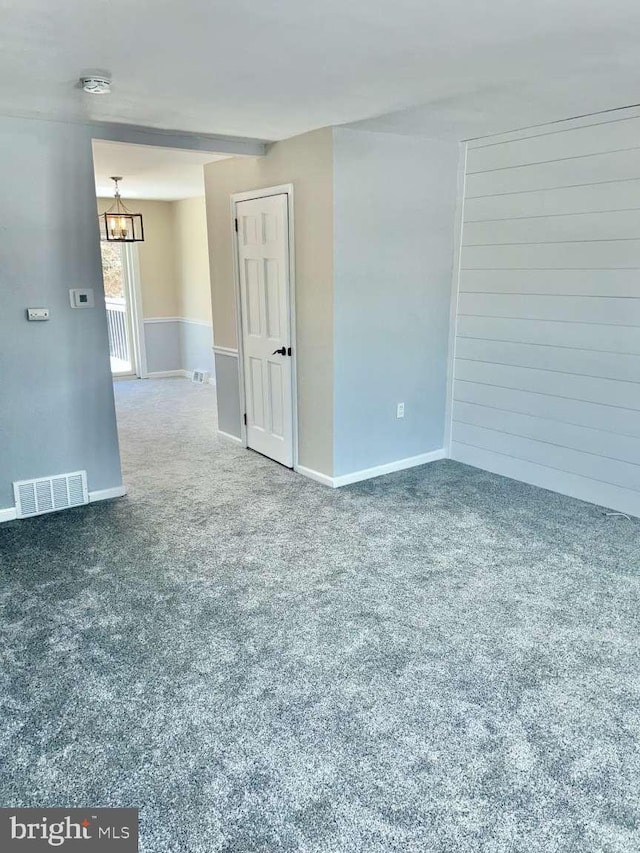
<box><xmin>451</xmin><ymin>442</ymin><xmax>640</xmax><ymax>519</ymax></box>
<box><xmin>147</xmin><ymin>370</ymin><xmax>187</xmax><ymax>379</ymax></box>
<box><xmin>297</xmin><ymin>449</ymin><xmax>446</xmax><ymax>489</ymax></box>
<box><xmin>295</xmin><ymin>464</ymin><xmax>335</xmax><ymax>487</ymax></box>
<box><xmin>147</xmin><ymin>370</ymin><xmax>215</xmax><ymax>386</ymax></box>
<box><xmin>217</xmin><ymin>429</ymin><xmax>243</xmax><ymax>445</ymax></box>
<box><xmin>88</xmin><ymin>486</ymin><xmax>127</xmax><ymax>503</ymax></box>
<box><xmin>333</xmin><ymin>449</ymin><xmax>446</xmax><ymax>487</ymax></box>
<box><xmin>0</xmin><ymin>507</ymin><xmax>17</xmax><ymax>523</ymax></box>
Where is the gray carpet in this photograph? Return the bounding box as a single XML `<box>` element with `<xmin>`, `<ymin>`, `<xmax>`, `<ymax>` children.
<box><xmin>1</xmin><ymin>378</ymin><xmax>639</xmax><ymax>852</ymax></box>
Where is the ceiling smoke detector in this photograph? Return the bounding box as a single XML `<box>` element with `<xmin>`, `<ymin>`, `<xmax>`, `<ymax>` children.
<box><xmin>80</xmin><ymin>75</ymin><xmax>111</xmax><ymax>95</ymax></box>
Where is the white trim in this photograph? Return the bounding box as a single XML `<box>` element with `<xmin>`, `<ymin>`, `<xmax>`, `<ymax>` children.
<box><xmin>146</xmin><ymin>369</ymin><xmax>214</xmax><ymax>386</ymax></box>
<box><xmin>451</xmin><ymin>443</ymin><xmax>640</xmax><ymax>519</ymax></box>
<box><xmin>295</xmin><ymin>465</ymin><xmax>335</xmax><ymax>488</ymax></box>
<box><xmin>296</xmin><ymin>449</ymin><xmax>446</xmax><ymax>489</ymax></box>
<box><xmin>231</xmin><ymin>184</ymin><xmax>294</xmax><ymax>203</ymax></box>
<box><xmin>230</xmin><ymin>184</ymin><xmax>297</xmax><ymax>465</ymax></box>
<box><xmin>147</xmin><ymin>369</ymin><xmax>188</xmax><ymax>379</ymax></box>
<box><xmin>333</xmin><ymin>449</ymin><xmax>446</xmax><ymax>487</ymax></box>
<box><xmin>217</xmin><ymin>429</ymin><xmax>243</xmax><ymax>444</ymax></box>
<box><xmin>0</xmin><ymin>507</ymin><xmax>17</xmax><ymax>523</ymax></box>
<box><xmin>123</xmin><ymin>243</ymin><xmax>147</xmax><ymax>378</ymax></box>
<box><xmin>143</xmin><ymin>316</ymin><xmax>212</xmax><ymax>328</ymax></box>
<box><xmin>88</xmin><ymin>485</ymin><xmax>127</xmax><ymax>503</ymax></box>
<box><xmin>213</xmin><ymin>345</ymin><xmax>239</xmax><ymax>357</ymax></box>
<box><xmin>443</xmin><ymin>141</ymin><xmax>467</xmax><ymax>458</ymax></box>
<box><xmin>230</xmin><ymin>195</ymin><xmax>247</xmax><ymax>446</ymax></box>
<box><xmin>287</xmin><ymin>188</ymin><xmax>299</xmax><ymax>470</ymax></box>
<box><xmin>181</xmin><ymin>317</ymin><xmax>213</xmax><ymax>328</ymax></box>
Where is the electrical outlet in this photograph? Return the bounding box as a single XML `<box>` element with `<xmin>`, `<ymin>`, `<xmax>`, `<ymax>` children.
<box><xmin>396</xmin><ymin>402</ymin><xmax>405</xmax><ymax>418</ymax></box>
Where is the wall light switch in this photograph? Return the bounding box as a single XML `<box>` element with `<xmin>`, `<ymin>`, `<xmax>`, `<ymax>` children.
<box><xmin>69</xmin><ymin>288</ymin><xmax>95</xmax><ymax>308</ymax></box>
<box><xmin>27</xmin><ymin>308</ymin><xmax>50</xmax><ymax>321</ymax></box>
<box><xmin>396</xmin><ymin>402</ymin><xmax>405</xmax><ymax>418</ymax></box>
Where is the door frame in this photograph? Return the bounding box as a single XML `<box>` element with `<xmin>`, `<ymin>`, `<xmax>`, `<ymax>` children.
<box><xmin>230</xmin><ymin>184</ymin><xmax>298</xmax><ymax>469</ymax></box>
<box><xmin>121</xmin><ymin>243</ymin><xmax>148</xmax><ymax>379</ymax></box>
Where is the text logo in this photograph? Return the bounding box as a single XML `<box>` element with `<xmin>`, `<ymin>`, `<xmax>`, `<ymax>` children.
<box><xmin>1</xmin><ymin>809</ymin><xmax>138</xmax><ymax>851</ymax></box>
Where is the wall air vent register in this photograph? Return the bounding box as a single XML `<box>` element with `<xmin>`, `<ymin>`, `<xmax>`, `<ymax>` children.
<box><xmin>13</xmin><ymin>471</ymin><xmax>89</xmax><ymax>518</ymax></box>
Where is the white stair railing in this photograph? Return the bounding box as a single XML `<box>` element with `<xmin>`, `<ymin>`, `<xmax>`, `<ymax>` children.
<box><xmin>105</xmin><ymin>297</ymin><xmax>129</xmax><ymax>363</ymax></box>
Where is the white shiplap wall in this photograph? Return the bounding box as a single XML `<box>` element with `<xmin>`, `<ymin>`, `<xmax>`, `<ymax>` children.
<box><xmin>451</xmin><ymin>110</ymin><xmax>640</xmax><ymax>517</ymax></box>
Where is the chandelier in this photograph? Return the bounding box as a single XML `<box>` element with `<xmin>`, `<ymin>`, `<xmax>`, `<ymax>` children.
<box><xmin>100</xmin><ymin>177</ymin><xmax>144</xmax><ymax>242</ymax></box>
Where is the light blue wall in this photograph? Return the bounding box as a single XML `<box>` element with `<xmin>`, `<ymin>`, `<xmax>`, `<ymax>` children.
<box><xmin>143</xmin><ymin>320</ymin><xmax>215</xmax><ymax>378</ymax></box>
<box><xmin>0</xmin><ymin>116</ymin><xmax>122</xmax><ymax>507</ymax></box>
<box><xmin>332</xmin><ymin>128</ymin><xmax>459</xmax><ymax>476</ymax></box>
<box><xmin>214</xmin><ymin>353</ymin><xmax>242</xmax><ymax>438</ymax></box>
<box><xmin>0</xmin><ymin>116</ymin><xmax>267</xmax><ymax>513</ymax></box>
<box><xmin>179</xmin><ymin>321</ymin><xmax>215</xmax><ymax>378</ymax></box>
<box><xmin>144</xmin><ymin>321</ymin><xmax>182</xmax><ymax>373</ymax></box>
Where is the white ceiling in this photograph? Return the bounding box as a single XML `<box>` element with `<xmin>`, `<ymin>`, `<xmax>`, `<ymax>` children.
<box><xmin>92</xmin><ymin>140</ymin><xmax>229</xmax><ymax>200</ymax></box>
<box><xmin>3</xmin><ymin>1</ymin><xmax>640</xmax><ymax>141</ymax></box>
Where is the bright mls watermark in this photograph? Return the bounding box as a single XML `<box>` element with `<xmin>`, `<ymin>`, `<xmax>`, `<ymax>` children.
<box><xmin>0</xmin><ymin>809</ymin><xmax>138</xmax><ymax>851</ymax></box>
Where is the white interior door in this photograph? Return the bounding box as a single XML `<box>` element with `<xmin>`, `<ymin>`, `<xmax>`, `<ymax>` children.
<box><xmin>237</xmin><ymin>193</ymin><xmax>293</xmax><ymax>467</ymax></box>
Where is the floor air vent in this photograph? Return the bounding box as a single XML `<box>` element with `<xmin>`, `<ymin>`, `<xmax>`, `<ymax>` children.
<box><xmin>191</xmin><ymin>370</ymin><xmax>210</xmax><ymax>384</ymax></box>
<box><xmin>13</xmin><ymin>471</ymin><xmax>88</xmax><ymax>518</ymax></box>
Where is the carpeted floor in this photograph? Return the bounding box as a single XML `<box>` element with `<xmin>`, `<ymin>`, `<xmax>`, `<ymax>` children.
<box><xmin>1</xmin><ymin>378</ymin><xmax>639</xmax><ymax>852</ymax></box>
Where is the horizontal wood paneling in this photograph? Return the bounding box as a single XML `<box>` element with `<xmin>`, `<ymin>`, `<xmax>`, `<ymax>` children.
<box><xmin>455</xmin><ymin>380</ymin><xmax>640</xmax><ymax>438</ymax></box>
<box><xmin>459</xmin><ymin>269</ymin><xmax>640</xmax><ymax>297</ymax></box>
<box><xmin>467</xmin><ymin>115</ymin><xmax>640</xmax><ymax>172</ymax></box>
<box><xmin>455</xmin><ymin>338</ymin><xmax>640</xmax><ymax>383</ymax></box>
<box><xmin>455</xmin><ymin>359</ymin><xmax>640</xmax><ymax>410</ymax></box>
<box><xmin>456</xmin><ymin>316</ymin><xmax>640</xmax><ymax>354</ymax></box>
<box><xmin>458</xmin><ymin>293</ymin><xmax>640</xmax><ymax>324</ymax></box>
<box><xmin>464</xmin><ymin>179</ymin><xmax>640</xmax><ymax>222</ymax></box>
<box><xmin>453</xmin><ymin>400</ymin><xmax>640</xmax><ymax>465</ymax></box>
<box><xmin>451</xmin><ymin>441</ymin><xmax>640</xmax><ymax>519</ymax></box>
<box><xmin>452</xmin><ymin>422</ymin><xmax>640</xmax><ymax>491</ymax></box>
<box><xmin>463</xmin><ymin>209</ymin><xmax>640</xmax><ymax>246</ymax></box>
<box><xmin>462</xmin><ymin>240</ymin><xmax>640</xmax><ymax>270</ymax></box>
<box><xmin>466</xmin><ymin>109</ymin><xmax>640</xmax><ymax>149</ymax></box>
<box><xmin>465</xmin><ymin>148</ymin><xmax>640</xmax><ymax>198</ymax></box>
<box><xmin>454</xmin><ymin>110</ymin><xmax>640</xmax><ymax>515</ymax></box>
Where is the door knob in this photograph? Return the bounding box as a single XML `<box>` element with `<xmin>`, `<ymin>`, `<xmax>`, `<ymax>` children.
<box><xmin>272</xmin><ymin>347</ymin><xmax>287</xmax><ymax>355</ymax></box>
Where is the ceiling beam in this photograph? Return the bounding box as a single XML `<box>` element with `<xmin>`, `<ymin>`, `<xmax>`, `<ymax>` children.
<box><xmin>90</xmin><ymin>120</ymin><xmax>268</xmax><ymax>157</ymax></box>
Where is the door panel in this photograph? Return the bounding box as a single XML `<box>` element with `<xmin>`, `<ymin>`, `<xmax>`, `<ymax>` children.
<box><xmin>264</xmin><ymin>259</ymin><xmax>281</xmax><ymax>338</ymax></box>
<box><xmin>237</xmin><ymin>193</ymin><xmax>293</xmax><ymax>467</ymax></box>
<box><xmin>268</xmin><ymin>360</ymin><xmax>284</xmax><ymax>437</ymax></box>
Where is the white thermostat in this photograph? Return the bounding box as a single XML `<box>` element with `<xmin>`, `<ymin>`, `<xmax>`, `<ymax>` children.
<box><xmin>69</xmin><ymin>288</ymin><xmax>95</xmax><ymax>308</ymax></box>
<box><xmin>27</xmin><ymin>308</ymin><xmax>50</xmax><ymax>321</ymax></box>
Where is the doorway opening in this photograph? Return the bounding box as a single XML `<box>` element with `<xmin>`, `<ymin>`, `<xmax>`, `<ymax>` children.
<box><xmin>101</xmin><ymin>241</ymin><xmax>141</xmax><ymax>377</ymax></box>
<box><xmin>91</xmin><ymin>137</ymin><xmax>232</xmax><ymax>494</ymax></box>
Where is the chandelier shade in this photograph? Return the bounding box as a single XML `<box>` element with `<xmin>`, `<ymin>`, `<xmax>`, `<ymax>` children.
<box><xmin>99</xmin><ymin>177</ymin><xmax>144</xmax><ymax>242</ymax></box>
